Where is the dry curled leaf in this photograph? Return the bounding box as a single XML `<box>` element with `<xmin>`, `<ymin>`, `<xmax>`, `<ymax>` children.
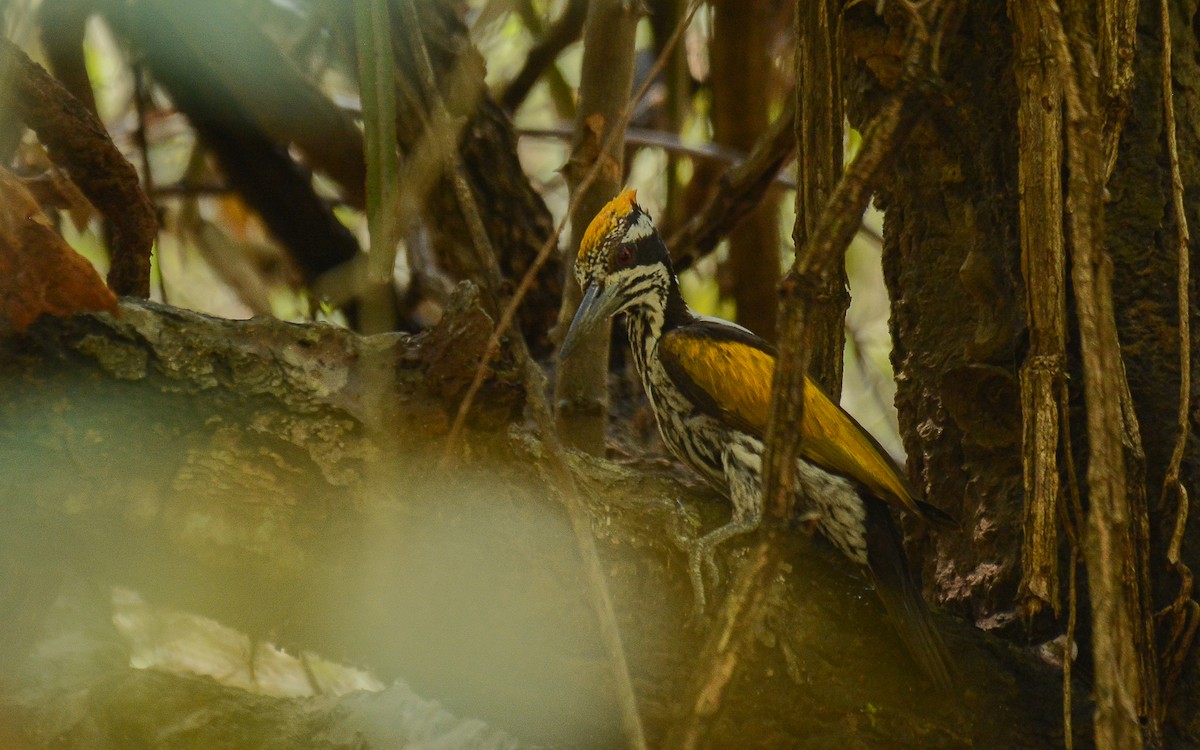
<box><xmin>15</xmin><ymin>142</ymin><xmax>97</xmax><ymax>232</ymax></box>
<box><xmin>0</xmin><ymin>166</ymin><xmax>118</xmax><ymax>332</ymax></box>
<box><xmin>565</xmin><ymin>113</ymin><xmax>623</xmax><ymax>185</ymax></box>
<box><xmin>20</xmin><ymin>169</ymin><xmax>97</xmax><ymax>233</ymax></box>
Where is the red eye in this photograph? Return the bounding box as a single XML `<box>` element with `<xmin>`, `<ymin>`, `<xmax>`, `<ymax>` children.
<box><xmin>616</xmin><ymin>246</ymin><xmax>634</xmax><ymax>266</ymax></box>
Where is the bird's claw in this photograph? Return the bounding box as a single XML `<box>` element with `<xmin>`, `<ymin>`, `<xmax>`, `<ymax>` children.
<box><xmin>704</xmin><ymin>552</ymin><xmax>722</xmax><ymax>588</ymax></box>
<box><xmin>685</xmin><ymin>540</ymin><xmax>725</xmax><ymax>625</ymax></box>
<box><xmin>686</xmin><ymin>547</ymin><xmax>708</xmax><ymax>626</ymax></box>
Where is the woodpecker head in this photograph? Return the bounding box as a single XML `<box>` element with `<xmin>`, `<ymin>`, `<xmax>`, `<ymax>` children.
<box><xmin>560</xmin><ymin>189</ymin><xmax>674</xmax><ymax>360</ymax></box>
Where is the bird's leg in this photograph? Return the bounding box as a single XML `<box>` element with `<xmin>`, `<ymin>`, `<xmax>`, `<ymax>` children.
<box><xmin>662</xmin><ymin>500</ymin><xmax>711</xmax><ymax>623</ymax></box>
<box><xmin>685</xmin><ymin>548</ymin><xmax>708</xmax><ymax>623</ymax></box>
<box><xmin>683</xmin><ymin>443</ymin><xmax>765</xmax><ymax>620</ymax></box>
<box><xmin>689</xmin><ymin>502</ymin><xmax>762</xmax><ymax>587</ymax></box>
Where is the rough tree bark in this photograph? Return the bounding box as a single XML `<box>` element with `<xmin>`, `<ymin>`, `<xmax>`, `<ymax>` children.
<box><xmin>844</xmin><ymin>0</ymin><xmax>1199</xmax><ymax>744</ymax></box>
<box><xmin>0</xmin><ymin>300</ymin><xmax>1090</xmax><ymax>749</ymax></box>
<box><xmin>1105</xmin><ymin>0</ymin><xmax>1200</xmax><ymax>740</ymax></box>
<box><xmin>845</xmin><ymin>0</ymin><xmax>1029</xmax><ymax>632</ymax></box>
<box><xmin>1012</xmin><ymin>0</ymin><xmax>1068</xmax><ymax>625</ymax></box>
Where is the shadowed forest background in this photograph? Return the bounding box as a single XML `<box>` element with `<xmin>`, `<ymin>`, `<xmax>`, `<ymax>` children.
<box><xmin>0</xmin><ymin>0</ymin><xmax>1198</xmax><ymax>748</ymax></box>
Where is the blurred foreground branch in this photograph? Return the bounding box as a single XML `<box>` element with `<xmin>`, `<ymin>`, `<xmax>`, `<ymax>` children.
<box><xmin>12</xmin><ymin>628</ymin><xmax>521</xmax><ymax>750</ymax></box>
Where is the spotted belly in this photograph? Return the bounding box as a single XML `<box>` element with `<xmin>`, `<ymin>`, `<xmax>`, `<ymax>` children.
<box><xmin>643</xmin><ymin>378</ymin><xmax>727</xmax><ymax>486</ymax></box>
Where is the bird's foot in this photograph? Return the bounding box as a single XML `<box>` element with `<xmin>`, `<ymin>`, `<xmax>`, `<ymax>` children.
<box><xmin>704</xmin><ymin>549</ymin><xmax>722</xmax><ymax>588</ymax></box>
<box><xmin>684</xmin><ymin>540</ymin><xmax>725</xmax><ymax>625</ymax></box>
<box><xmin>667</xmin><ymin>498</ymin><xmax>701</xmax><ymax>548</ymax></box>
<box><xmin>667</xmin><ymin>505</ymin><xmax>732</xmax><ymax>624</ymax></box>
<box><xmin>685</xmin><ymin>544</ymin><xmax>708</xmax><ymax>626</ymax></box>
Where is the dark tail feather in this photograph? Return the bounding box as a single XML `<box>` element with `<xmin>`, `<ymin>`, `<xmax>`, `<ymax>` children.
<box><xmin>863</xmin><ymin>496</ymin><xmax>955</xmax><ymax>690</ymax></box>
<box><xmin>916</xmin><ymin>499</ymin><xmax>958</xmax><ymax>529</ymax></box>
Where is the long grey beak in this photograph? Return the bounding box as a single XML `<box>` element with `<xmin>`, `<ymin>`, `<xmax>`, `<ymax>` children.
<box><xmin>559</xmin><ymin>282</ymin><xmax>622</xmax><ymax>362</ymax></box>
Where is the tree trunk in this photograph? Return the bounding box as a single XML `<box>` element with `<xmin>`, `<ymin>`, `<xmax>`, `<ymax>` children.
<box><xmin>844</xmin><ymin>0</ymin><xmax>1200</xmax><ymax>744</ymax></box>
<box><xmin>710</xmin><ymin>0</ymin><xmax>785</xmax><ymax>342</ymax></box>
<box><xmin>843</xmin><ymin>1</ymin><xmax>1027</xmax><ymax>630</ymax></box>
<box><xmin>794</xmin><ymin>0</ymin><xmax>848</xmax><ymax>394</ymax></box>
<box><xmin>553</xmin><ymin>0</ymin><xmax>639</xmax><ymax>453</ymax></box>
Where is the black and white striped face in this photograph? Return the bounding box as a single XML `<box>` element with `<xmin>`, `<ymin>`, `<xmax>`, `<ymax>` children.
<box><xmin>560</xmin><ymin>190</ymin><xmax>675</xmax><ymax>360</ymax></box>
<box><xmin>574</xmin><ymin>193</ymin><xmax>671</xmax><ymax>315</ymax></box>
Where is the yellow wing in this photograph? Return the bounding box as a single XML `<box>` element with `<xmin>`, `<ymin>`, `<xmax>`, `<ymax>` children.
<box><xmin>658</xmin><ymin>322</ymin><xmax>922</xmax><ymax>516</ymax></box>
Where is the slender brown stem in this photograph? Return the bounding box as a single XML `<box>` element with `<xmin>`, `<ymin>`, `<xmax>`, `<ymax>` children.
<box><xmin>791</xmin><ymin>0</ymin><xmax>846</xmax><ymax>391</ymax></box>
<box><xmin>1060</xmin><ymin>384</ymin><xmax>1084</xmax><ymax>750</ymax></box>
<box><xmin>665</xmin><ymin>2</ymin><xmax>959</xmax><ymax>746</ymax></box>
<box><xmin>1043</xmin><ymin>0</ymin><xmax>1158</xmax><ymax>744</ymax></box>
<box><xmin>1155</xmin><ymin>0</ymin><xmax>1197</xmax><ymax>713</ymax></box>
<box><xmin>552</xmin><ymin>0</ymin><xmax>641</xmax><ymax>453</ymax></box>
<box><xmin>1158</xmin><ymin>0</ymin><xmax>1193</xmax><ymax>574</ymax></box>
<box><xmin>1012</xmin><ymin>0</ymin><xmax>1068</xmax><ymax>622</ymax></box>
<box><xmin>1065</xmin><ymin>548</ymin><xmax>1079</xmax><ymax>750</ymax></box>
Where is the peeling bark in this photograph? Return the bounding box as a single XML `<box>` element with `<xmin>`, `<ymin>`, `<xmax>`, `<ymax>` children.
<box><xmin>846</xmin><ymin>0</ymin><xmax>1200</xmax><ymax>744</ymax></box>
<box><xmin>845</xmin><ymin>1</ymin><xmax>1027</xmax><ymax>633</ymax></box>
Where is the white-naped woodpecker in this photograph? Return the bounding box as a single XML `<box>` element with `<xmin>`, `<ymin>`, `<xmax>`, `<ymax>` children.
<box><xmin>559</xmin><ymin>189</ymin><xmax>956</xmax><ymax>688</ymax></box>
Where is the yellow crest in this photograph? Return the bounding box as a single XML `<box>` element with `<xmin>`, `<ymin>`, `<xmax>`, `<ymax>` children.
<box><xmin>578</xmin><ymin>188</ymin><xmax>638</xmax><ymax>262</ymax></box>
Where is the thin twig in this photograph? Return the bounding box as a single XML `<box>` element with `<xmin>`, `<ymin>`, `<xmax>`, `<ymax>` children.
<box><xmin>519</xmin><ymin>125</ymin><xmax>749</xmax><ymax>170</ymax></box>
<box><xmin>130</xmin><ymin>58</ymin><xmax>162</xmax><ymax>298</ymax></box>
<box><xmin>1158</xmin><ymin>0</ymin><xmax>1193</xmax><ymax>581</ymax></box>
<box><xmin>845</xmin><ymin>321</ymin><xmax>904</xmax><ymax>457</ymax></box>
<box><xmin>131</xmin><ymin>60</ymin><xmax>157</xmax><ymax>216</ymax></box>
<box><xmin>1060</xmin><ymin>384</ymin><xmax>1085</xmax><ymax>750</ymax></box>
<box><xmin>1065</xmin><ymin>547</ymin><xmax>1079</xmax><ymax>750</ymax></box>
<box><xmin>668</xmin><ymin>98</ymin><xmax>799</xmax><ymax>271</ymax></box>
<box><xmin>442</xmin><ymin>0</ymin><xmax>707</xmax><ymax>455</ymax></box>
